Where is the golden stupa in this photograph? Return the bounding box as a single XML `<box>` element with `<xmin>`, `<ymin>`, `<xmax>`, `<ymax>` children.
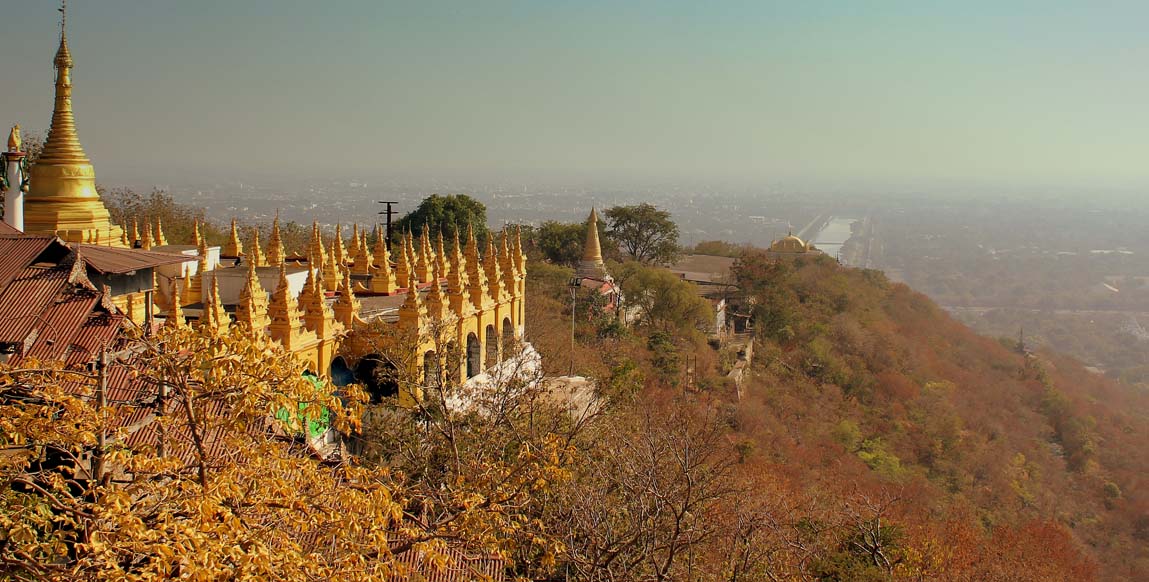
<box><xmin>22</xmin><ymin>19</ymin><xmax>125</xmax><ymax>246</ymax></box>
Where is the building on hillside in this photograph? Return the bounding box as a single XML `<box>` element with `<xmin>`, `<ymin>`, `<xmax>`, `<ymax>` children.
<box><xmin>0</xmin><ymin>224</ymin><xmax>190</xmax><ymax>365</ymax></box>
<box><xmin>765</xmin><ymin>232</ymin><xmax>822</xmax><ymax>261</ymax></box>
<box><xmin>0</xmin><ymin>10</ymin><xmax>528</xmax><ymax>407</ymax></box>
<box><xmin>573</xmin><ymin>207</ymin><xmax>622</xmax><ymax>311</ymax></box>
<box><xmin>666</xmin><ymin>254</ymin><xmax>740</xmax><ymax>336</ymax></box>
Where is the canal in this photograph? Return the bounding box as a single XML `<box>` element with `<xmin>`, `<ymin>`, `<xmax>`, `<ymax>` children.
<box><xmin>813</xmin><ymin>216</ymin><xmax>858</xmax><ymax>261</ymax></box>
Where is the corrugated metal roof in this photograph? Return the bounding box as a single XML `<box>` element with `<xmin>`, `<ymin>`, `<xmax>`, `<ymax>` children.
<box><xmin>78</xmin><ymin>244</ymin><xmax>194</xmax><ymax>274</ymax></box>
<box><xmin>0</xmin><ymin>263</ymin><xmax>70</xmax><ymax>344</ymax></box>
<box><xmin>0</xmin><ymin>222</ymin><xmax>22</xmax><ymax>235</ymax></box>
<box><xmin>63</xmin><ymin>312</ymin><xmax>124</xmax><ymax>366</ymax></box>
<box><xmin>23</xmin><ymin>293</ymin><xmax>100</xmax><ymax>361</ymax></box>
<box><xmin>0</xmin><ymin>235</ymin><xmax>58</xmax><ymax>291</ymax></box>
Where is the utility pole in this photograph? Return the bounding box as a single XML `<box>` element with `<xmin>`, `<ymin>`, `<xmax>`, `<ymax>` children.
<box><xmin>93</xmin><ymin>348</ymin><xmax>108</xmax><ymax>483</ymax></box>
<box><xmin>569</xmin><ymin>277</ymin><xmax>580</xmax><ymax>376</ymax></box>
<box><xmin>377</xmin><ymin>201</ymin><xmax>399</xmax><ymax>251</ymax></box>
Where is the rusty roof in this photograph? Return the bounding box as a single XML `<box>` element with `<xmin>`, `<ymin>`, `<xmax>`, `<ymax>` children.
<box><xmin>78</xmin><ymin>244</ymin><xmax>195</xmax><ymax>274</ymax></box>
<box><xmin>0</xmin><ymin>235</ymin><xmax>61</xmax><ymax>290</ymax></box>
<box><xmin>23</xmin><ymin>293</ymin><xmax>101</xmax><ymax>361</ymax></box>
<box><xmin>0</xmin><ymin>263</ymin><xmax>71</xmax><ymax>344</ymax></box>
<box><xmin>667</xmin><ymin>254</ymin><xmax>737</xmax><ymax>284</ymax></box>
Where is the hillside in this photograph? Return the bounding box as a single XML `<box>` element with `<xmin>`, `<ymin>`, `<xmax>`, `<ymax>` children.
<box><xmin>528</xmin><ymin>253</ymin><xmax>1149</xmax><ymax>580</ymax></box>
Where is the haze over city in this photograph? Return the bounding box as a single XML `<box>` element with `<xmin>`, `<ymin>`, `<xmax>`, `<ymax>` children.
<box><xmin>2</xmin><ymin>1</ymin><xmax>1147</xmax><ymax>193</ymax></box>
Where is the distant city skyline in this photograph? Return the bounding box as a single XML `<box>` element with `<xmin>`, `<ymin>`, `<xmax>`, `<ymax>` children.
<box><xmin>2</xmin><ymin>1</ymin><xmax>1147</xmax><ymax>193</ymax></box>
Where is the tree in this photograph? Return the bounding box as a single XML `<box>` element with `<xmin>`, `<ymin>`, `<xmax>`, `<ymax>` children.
<box><xmin>604</xmin><ymin>203</ymin><xmax>680</xmax><ymax>265</ymax></box>
<box><xmin>691</xmin><ymin>240</ymin><xmax>749</xmax><ymax>258</ymax></box>
<box><xmin>533</xmin><ymin>220</ymin><xmax>589</xmax><ymax>266</ymax></box>
<box><xmin>0</xmin><ymin>325</ymin><xmax>541</xmax><ymax>580</ymax></box>
<box><xmin>348</xmin><ymin>316</ymin><xmax>579</xmax><ymax>580</ymax></box>
<box><xmin>100</xmin><ymin>187</ymin><xmax>226</xmax><ymax>246</ymax></box>
<box><xmin>392</xmin><ymin>194</ymin><xmax>487</xmax><ymax>243</ymax></box>
<box><xmin>615</xmin><ymin>262</ymin><xmax>712</xmax><ymax>335</ymax></box>
<box><xmin>550</xmin><ymin>403</ymin><xmax>737</xmax><ymax>581</ymax></box>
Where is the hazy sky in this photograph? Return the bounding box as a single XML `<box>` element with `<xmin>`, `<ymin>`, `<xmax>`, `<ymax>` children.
<box><xmin>2</xmin><ymin>1</ymin><xmax>1147</xmax><ymax>189</ymax></box>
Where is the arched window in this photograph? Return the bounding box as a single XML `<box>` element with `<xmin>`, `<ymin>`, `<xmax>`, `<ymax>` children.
<box><xmin>423</xmin><ymin>350</ymin><xmax>440</xmax><ymax>388</ymax></box>
<box><xmin>466</xmin><ymin>333</ymin><xmax>481</xmax><ymax>378</ymax></box>
<box><xmin>485</xmin><ymin>324</ymin><xmax>498</xmax><ymax>368</ymax></box>
<box><xmin>445</xmin><ymin>340</ymin><xmax>461</xmax><ymax>385</ymax></box>
<box><xmin>355</xmin><ymin>354</ymin><xmax>398</xmax><ymax>402</ymax></box>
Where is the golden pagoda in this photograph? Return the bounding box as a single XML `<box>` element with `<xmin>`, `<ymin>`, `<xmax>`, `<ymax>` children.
<box><xmin>575</xmin><ymin>207</ymin><xmax>607</xmax><ymax>279</ymax></box>
<box><xmin>23</xmin><ymin>14</ymin><xmax>125</xmax><ymax>245</ymax></box>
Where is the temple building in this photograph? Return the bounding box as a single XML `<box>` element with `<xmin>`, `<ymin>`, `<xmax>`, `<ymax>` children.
<box><xmin>573</xmin><ymin>207</ymin><xmax>622</xmax><ymax>311</ymax></box>
<box><xmin>0</xmin><ymin>9</ymin><xmax>528</xmax><ymax>407</ymax></box>
<box><xmin>765</xmin><ymin>232</ymin><xmax>822</xmax><ymax>261</ymax></box>
<box><xmin>21</xmin><ymin>24</ymin><xmax>125</xmax><ymax>246</ymax></box>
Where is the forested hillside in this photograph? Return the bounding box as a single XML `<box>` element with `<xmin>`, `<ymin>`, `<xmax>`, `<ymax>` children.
<box><xmin>528</xmin><ymin>251</ymin><xmax>1149</xmax><ymax>580</ymax></box>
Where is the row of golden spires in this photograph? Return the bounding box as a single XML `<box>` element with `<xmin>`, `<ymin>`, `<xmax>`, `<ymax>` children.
<box><xmin>164</xmin><ymin>216</ymin><xmax>526</xmax><ymax>340</ymax></box>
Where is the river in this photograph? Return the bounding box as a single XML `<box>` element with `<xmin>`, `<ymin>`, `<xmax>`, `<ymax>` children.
<box><xmin>813</xmin><ymin>217</ymin><xmax>858</xmax><ymax>261</ymax></box>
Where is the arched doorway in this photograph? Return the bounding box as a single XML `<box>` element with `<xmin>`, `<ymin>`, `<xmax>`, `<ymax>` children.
<box><xmin>329</xmin><ymin>356</ymin><xmax>355</xmax><ymax>387</ymax></box>
<box><xmin>466</xmin><ymin>333</ymin><xmax>481</xmax><ymax>378</ymax></box>
<box><xmin>485</xmin><ymin>324</ymin><xmax>498</xmax><ymax>368</ymax></box>
<box><xmin>423</xmin><ymin>350</ymin><xmax>440</xmax><ymax>389</ymax></box>
<box><xmin>502</xmin><ymin>317</ymin><xmax>514</xmax><ymax>354</ymax></box>
<box><xmin>355</xmin><ymin>354</ymin><xmax>398</xmax><ymax>402</ymax></box>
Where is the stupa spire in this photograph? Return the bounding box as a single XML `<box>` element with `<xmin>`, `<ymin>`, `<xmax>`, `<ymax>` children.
<box><xmin>332</xmin><ymin>224</ymin><xmax>347</xmax><ymax>267</ymax></box>
<box><xmin>576</xmin><ymin>207</ymin><xmax>608</xmax><ymax>279</ymax></box>
<box><xmin>224</xmin><ymin>218</ymin><xmax>243</xmax><ymax>257</ymax></box>
<box><xmin>165</xmin><ymin>281</ymin><xmax>185</xmax><ymax>329</ymax></box>
<box><xmin>484</xmin><ymin>236</ymin><xmax>503</xmax><ymax>302</ymax></box>
<box><xmin>352</xmin><ymin>230</ymin><xmax>373</xmax><ymax>276</ymax></box>
<box><xmin>268</xmin><ymin>265</ymin><xmax>315</xmax><ymax>351</ymax></box>
<box><xmin>265</xmin><ymin>211</ymin><xmax>285</xmax><ymax>265</ymax></box>
<box><xmin>248</xmin><ymin>228</ymin><xmax>265</xmax><ymax>267</ymax></box>
<box><xmin>465</xmin><ymin>224</ymin><xmax>487</xmax><ymax>308</ymax></box>
<box><xmin>334</xmin><ymin>268</ymin><xmax>364</xmax><ymax>328</ymax></box>
<box><xmin>301</xmin><ymin>265</ymin><xmax>335</xmax><ymax>338</ymax></box>
<box><xmin>399</xmin><ymin>273</ymin><xmax>424</xmax><ymax>332</ymax></box>
<box><xmin>199</xmin><ymin>276</ymin><xmax>230</xmax><ymax>335</ymax></box>
<box><xmin>235</xmin><ymin>260</ymin><xmax>270</xmax><ymax>332</ymax></box>
<box><xmin>23</xmin><ymin>1</ymin><xmax>124</xmax><ymax>245</ymax></box>
<box><xmin>154</xmin><ymin>217</ymin><xmax>168</xmax><ymax>246</ymax></box>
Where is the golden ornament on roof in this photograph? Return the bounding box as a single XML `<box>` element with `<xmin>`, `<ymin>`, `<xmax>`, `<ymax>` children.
<box><xmin>7</xmin><ymin>125</ymin><xmax>20</xmax><ymax>152</ymax></box>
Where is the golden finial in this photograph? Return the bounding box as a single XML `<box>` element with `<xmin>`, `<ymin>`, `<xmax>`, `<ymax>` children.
<box><xmin>7</xmin><ymin>125</ymin><xmax>20</xmax><ymax>153</ymax></box>
<box><xmin>301</xmin><ymin>265</ymin><xmax>335</xmax><ymax>338</ymax></box>
<box><xmin>166</xmin><ymin>281</ymin><xmax>186</xmax><ymax>329</ymax></box>
<box><xmin>334</xmin><ymin>268</ymin><xmax>364</xmax><ymax>328</ymax></box>
<box><xmin>484</xmin><ymin>236</ymin><xmax>503</xmax><ymax>301</ymax></box>
<box><xmin>399</xmin><ymin>272</ymin><xmax>424</xmax><ymax>331</ymax></box>
<box><xmin>367</xmin><ymin>232</ymin><xmax>396</xmax><ymax>294</ymax></box>
<box><xmin>395</xmin><ymin>238</ymin><xmax>411</xmax><ymax>287</ymax></box>
<box><xmin>322</xmin><ymin>245</ymin><xmax>339</xmax><ymax>291</ymax></box>
<box><xmin>154</xmin><ymin>217</ymin><xmax>168</xmax><ymax>246</ymax></box>
<box><xmin>248</xmin><ymin>227</ymin><xmax>265</xmax><ymax>267</ymax></box>
<box><xmin>267</xmin><ymin>211</ymin><xmax>285</xmax><ymax>266</ymax></box>
<box><xmin>236</xmin><ymin>259</ymin><xmax>270</xmax><ymax>331</ymax></box>
<box><xmin>141</xmin><ymin>223</ymin><xmax>154</xmax><ymax>250</ymax></box>
<box><xmin>224</xmin><ymin>218</ymin><xmax>243</xmax><ymax>257</ymax></box>
<box><xmin>332</xmin><ymin>224</ymin><xmax>347</xmax><ymax>266</ymax></box>
<box><xmin>352</xmin><ymin>231</ymin><xmax>373</xmax><ymax>276</ymax></box>
<box><xmin>199</xmin><ymin>276</ymin><xmax>230</xmax><ymax>334</ymax></box>
<box><xmin>425</xmin><ymin>258</ymin><xmax>446</xmax><ymax>320</ymax></box>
